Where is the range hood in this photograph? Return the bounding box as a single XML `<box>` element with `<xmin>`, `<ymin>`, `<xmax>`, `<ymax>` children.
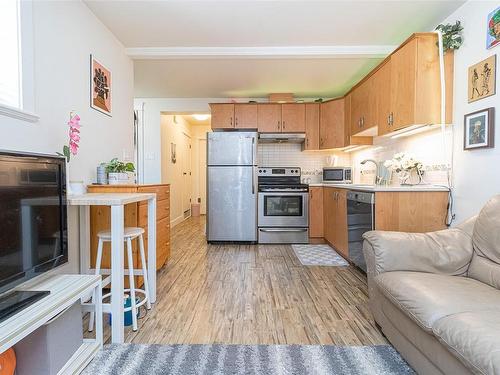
<box><xmin>258</xmin><ymin>133</ymin><xmax>306</xmax><ymax>143</ymax></box>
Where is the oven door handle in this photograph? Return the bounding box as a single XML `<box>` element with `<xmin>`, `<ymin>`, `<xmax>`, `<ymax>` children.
<box><xmin>259</xmin><ymin>228</ymin><xmax>308</xmax><ymax>233</ymax></box>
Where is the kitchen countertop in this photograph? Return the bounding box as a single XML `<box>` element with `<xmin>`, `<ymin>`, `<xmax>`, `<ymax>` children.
<box><xmin>308</xmin><ymin>183</ymin><xmax>450</xmax><ymax>192</ymax></box>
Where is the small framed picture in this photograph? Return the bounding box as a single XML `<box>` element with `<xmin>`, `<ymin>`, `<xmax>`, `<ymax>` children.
<box><xmin>468</xmin><ymin>55</ymin><xmax>496</xmax><ymax>103</ymax></box>
<box><xmin>90</xmin><ymin>54</ymin><xmax>112</xmax><ymax>116</ymax></box>
<box><xmin>464</xmin><ymin>108</ymin><xmax>495</xmax><ymax>150</ymax></box>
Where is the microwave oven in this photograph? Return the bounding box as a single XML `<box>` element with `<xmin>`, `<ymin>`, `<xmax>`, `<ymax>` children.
<box><xmin>323</xmin><ymin>167</ymin><xmax>352</xmax><ymax>184</ymax></box>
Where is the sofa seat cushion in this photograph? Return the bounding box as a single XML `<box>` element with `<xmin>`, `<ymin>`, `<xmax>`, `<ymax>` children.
<box><xmin>433</xmin><ymin>311</ymin><xmax>500</xmax><ymax>375</ymax></box>
<box><xmin>375</xmin><ymin>271</ymin><xmax>500</xmax><ymax>332</ymax></box>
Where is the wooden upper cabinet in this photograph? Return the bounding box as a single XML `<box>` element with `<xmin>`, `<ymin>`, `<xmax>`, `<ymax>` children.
<box><xmin>350</xmin><ymin>76</ymin><xmax>377</xmax><ymax>136</ymax></box>
<box><xmin>257</xmin><ymin>104</ymin><xmax>282</xmax><ymax>133</ymax></box>
<box><xmin>210</xmin><ymin>104</ymin><xmax>234</xmax><ymax>129</ymax></box>
<box><xmin>320</xmin><ymin>98</ymin><xmax>345</xmax><ymax>149</ymax></box>
<box><xmin>375</xmin><ymin>60</ymin><xmax>392</xmax><ymax>136</ymax></box>
<box><xmin>389</xmin><ymin>34</ymin><xmax>453</xmax><ymax>131</ymax></box>
<box><xmin>234</xmin><ymin>104</ymin><xmax>258</xmax><ymax>129</ymax></box>
<box><xmin>390</xmin><ymin>38</ymin><xmax>417</xmax><ymax>130</ymax></box>
<box><xmin>304</xmin><ymin>103</ymin><xmax>320</xmax><ymax>150</ymax></box>
<box><xmin>281</xmin><ymin>103</ymin><xmax>305</xmax><ymax>133</ymax></box>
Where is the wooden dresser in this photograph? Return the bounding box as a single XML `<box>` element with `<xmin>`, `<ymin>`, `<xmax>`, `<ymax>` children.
<box><xmin>87</xmin><ymin>184</ymin><xmax>170</xmax><ymax>285</ymax></box>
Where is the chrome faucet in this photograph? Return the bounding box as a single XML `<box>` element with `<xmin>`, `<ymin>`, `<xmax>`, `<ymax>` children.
<box><xmin>360</xmin><ymin>159</ymin><xmax>383</xmax><ymax>185</ymax></box>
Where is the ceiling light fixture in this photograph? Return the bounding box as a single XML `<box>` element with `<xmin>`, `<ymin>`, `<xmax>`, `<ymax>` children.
<box><xmin>193</xmin><ymin>114</ymin><xmax>210</xmax><ymax>121</ymax></box>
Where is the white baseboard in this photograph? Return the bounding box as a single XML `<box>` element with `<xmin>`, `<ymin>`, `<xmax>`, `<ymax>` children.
<box><xmin>171</xmin><ymin>215</ymin><xmax>185</xmax><ymax>228</ymax></box>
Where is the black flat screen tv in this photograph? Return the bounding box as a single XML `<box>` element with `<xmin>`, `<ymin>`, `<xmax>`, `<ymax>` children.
<box><xmin>0</xmin><ymin>151</ymin><xmax>68</xmax><ymax>295</ymax></box>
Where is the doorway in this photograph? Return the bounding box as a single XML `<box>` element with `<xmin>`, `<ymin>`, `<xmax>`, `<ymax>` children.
<box><xmin>181</xmin><ymin>132</ymin><xmax>192</xmax><ymax>218</ymax></box>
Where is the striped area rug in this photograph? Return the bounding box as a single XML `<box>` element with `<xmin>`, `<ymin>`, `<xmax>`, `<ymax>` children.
<box><xmin>82</xmin><ymin>344</ymin><xmax>414</xmax><ymax>374</ymax></box>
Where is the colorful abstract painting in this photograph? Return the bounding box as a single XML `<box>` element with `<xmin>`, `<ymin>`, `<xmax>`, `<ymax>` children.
<box><xmin>487</xmin><ymin>6</ymin><xmax>500</xmax><ymax>49</ymax></box>
<box><xmin>90</xmin><ymin>55</ymin><xmax>112</xmax><ymax>116</ymax></box>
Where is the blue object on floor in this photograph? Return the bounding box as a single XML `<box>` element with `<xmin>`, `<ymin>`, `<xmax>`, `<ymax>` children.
<box><xmin>109</xmin><ymin>296</ymin><xmax>139</xmax><ymax>327</ymax></box>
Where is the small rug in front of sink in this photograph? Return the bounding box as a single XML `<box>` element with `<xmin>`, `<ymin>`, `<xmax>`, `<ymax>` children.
<box><xmin>292</xmin><ymin>244</ymin><xmax>349</xmax><ymax>266</ymax></box>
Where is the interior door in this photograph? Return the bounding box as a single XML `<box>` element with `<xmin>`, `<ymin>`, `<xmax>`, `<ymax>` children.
<box><xmin>281</xmin><ymin>104</ymin><xmax>305</xmax><ymax>133</ymax></box>
<box><xmin>198</xmin><ymin>138</ymin><xmax>207</xmax><ymax>214</ymax></box>
<box><xmin>182</xmin><ymin>133</ymin><xmax>192</xmax><ymax>215</ymax></box>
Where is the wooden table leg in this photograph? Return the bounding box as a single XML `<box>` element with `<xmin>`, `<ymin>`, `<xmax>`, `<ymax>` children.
<box><xmin>147</xmin><ymin>197</ymin><xmax>157</xmax><ymax>303</ymax></box>
<box><xmin>110</xmin><ymin>205</ymin><xmax>125</xmax><ymax>343</ymax></box>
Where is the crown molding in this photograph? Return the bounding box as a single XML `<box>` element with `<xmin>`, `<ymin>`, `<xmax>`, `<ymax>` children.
<box><xmin>126</xmin><ymin>45</ymin><xmax>396</xmax><ymax>59</ymax></box>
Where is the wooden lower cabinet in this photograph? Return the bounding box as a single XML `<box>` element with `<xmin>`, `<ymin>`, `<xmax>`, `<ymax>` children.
<box><xmin>87</xmin><ymin>184</ymin><xmax>171</xmax><ymax>286</ymax></box>
<box><xmin>308</xmin><ymin>187</ymin><xmax>323</xmax><ymax>238</ymax></box>
<box><xmin>375</xmin><ymin>191</ymin><xmax>448</xmax><ymax>232</ymax></box>
<box><xmin>314</xmin><ymin>188</ymin><xmax>449</xmax><ymax>262</ymax></box>
<box><xmin>323</xmin><ymin>187</ymin><xmax>348</xmax><ymax>258</ymax></box>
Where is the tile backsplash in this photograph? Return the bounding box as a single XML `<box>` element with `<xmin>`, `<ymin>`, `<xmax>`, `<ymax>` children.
<box><xmin>351</xmin><ymin>127</ymin><xmax>453</xmax><ymax>186</ymax></box>
<box><xmin>257</xmin><ymin>143</ymin><xmax>350</xmax><ymax>183</ymax></box>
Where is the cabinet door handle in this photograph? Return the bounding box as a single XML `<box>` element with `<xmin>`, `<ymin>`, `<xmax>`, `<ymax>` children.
<box><xmin>230</xmin><ymin>117</ymin><xmax>233</xmax><ymax>127</ymax></box>
<box><xmin>235</xmin><ymin>117</ymin><xmax>238</xmax><ymax>126</ymax></box>
<box><xmin>283</xmin><ymin>121</ymin><xmax>285</xmax><ymax>130</ymax></box>
<box><xmin>389</xmin><ymin>112</ymin><xmax>394</xmax><ymax>126</ymax></box>
<box><xmin>277</xmin><ymin>121</ymin><xmax>280</xmax><ymax>130</ymax></box>
<box><xmin>358</xmin><ymin>118</ymin><xmax>362</xmax><ymax>128</ymax></box>
<box><xmin>306</xmin><ymin>138</ymin><xmax>309</xmax><ymax>147</ymax></box>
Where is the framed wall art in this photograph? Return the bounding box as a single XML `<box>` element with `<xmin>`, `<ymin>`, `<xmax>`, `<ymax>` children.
<box><xmin>487</xmin><ymin>6</ymin><xmax>500</xmax><ymax>49</ymax></box>
<box><xmin>464</xmin><ymin>107</ymin><xmax>495</xmax><ymax>150</ymax></box>
<box><xmin>90</xmin><ymin>55</ymin><xmax>112</xmax><ymax>116</ymax></box>
<box><xmin>468</xmin><ymin>55</ymin><xmax>496</xmax><ymax>103</ymax></box>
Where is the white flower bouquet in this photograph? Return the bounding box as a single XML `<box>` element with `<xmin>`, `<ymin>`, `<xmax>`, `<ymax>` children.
<box><xmin>384</xmin><ymin>153</ymin><xmax>424</xmax><ymax>185</ymax></box>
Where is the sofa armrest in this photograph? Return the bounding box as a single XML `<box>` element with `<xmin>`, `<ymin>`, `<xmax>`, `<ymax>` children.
<box><xmin>362</xmin><ymin>224</ymin><xmax>475</xmax><ymax>277</ymax></box>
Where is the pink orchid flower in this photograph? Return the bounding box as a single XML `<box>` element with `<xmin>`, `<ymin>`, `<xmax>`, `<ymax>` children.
<box><xmin>58</xmin><ymin>112</ymin><xmax>82</xmax><ymax>161</ymax></box>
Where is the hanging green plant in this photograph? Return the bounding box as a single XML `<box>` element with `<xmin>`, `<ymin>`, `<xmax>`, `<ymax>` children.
<box><xmin>435</xmin><ymin>21</ymin><xmax>464</xmax><ymax>52</ymax></box>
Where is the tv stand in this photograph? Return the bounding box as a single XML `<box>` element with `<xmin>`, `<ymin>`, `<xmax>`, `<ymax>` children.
<box><xmin>0</xmin><ymin>274</ymin><xmax>102</xmax><ymax>374</ymax></box>
<box><xmin>0</xmin><ymin>290</ymin><xmax>50</xmax><ymax>322</ymax></box>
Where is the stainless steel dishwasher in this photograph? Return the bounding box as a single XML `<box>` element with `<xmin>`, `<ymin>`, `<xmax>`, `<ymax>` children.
<box><xmin>347</xmin><ymin>190</ymin><xmax>375</xmax><ymax>272</ymax></box>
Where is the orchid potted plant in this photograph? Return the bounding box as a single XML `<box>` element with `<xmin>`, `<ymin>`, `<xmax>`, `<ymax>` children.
<box><xmin>57</xmin><ymin>112</ymin><xmax>81</xmax><ymax>162</ymax></box>
<box><xmin>57</xmin><ymin>112</ymin><xmax>84</xmax><ymax>194</ymax></box>
<box><xmin>384</xmin><ymin>153</ymin><xmax>424</xmax><ymax>185</ymax></box>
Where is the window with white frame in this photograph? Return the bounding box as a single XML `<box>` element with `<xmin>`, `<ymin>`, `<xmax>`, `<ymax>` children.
<box><xmin>0</xmin><ymin>0</ymin><xmax>37</xmax><ymax>122</ymax></box>
<box><xmin>0</xmin><ymin>0</ymin><xmax>22</xmax><ymax>109</ymax></box>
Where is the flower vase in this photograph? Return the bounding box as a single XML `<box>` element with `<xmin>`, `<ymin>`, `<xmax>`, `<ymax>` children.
<box><xmin>65</xmin><ymin>161</ymin><xmax>72</xmax><ymax>196</ymax></box>
<box><xmin>399</xmin><ymin>169</ymin><xmax>423</xmax><ymax>185</ymax></box>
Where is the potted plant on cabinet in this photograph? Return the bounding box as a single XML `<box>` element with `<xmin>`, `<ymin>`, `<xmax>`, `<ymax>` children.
<box><xmin>104</xmin><ymin>158</ymin><xmax>135</xmax><ymax>185</ymax></box>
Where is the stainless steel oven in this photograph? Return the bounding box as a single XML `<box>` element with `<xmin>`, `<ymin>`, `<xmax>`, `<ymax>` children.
<box><xmin>257</xmin><ymin>167</ymin><xmax>309</xmax><ymax>244</ymax></box>
<box><xmin>258</xmin><ymin>191</ymin><xmax>308</xmax><ymax>228</ymax></box>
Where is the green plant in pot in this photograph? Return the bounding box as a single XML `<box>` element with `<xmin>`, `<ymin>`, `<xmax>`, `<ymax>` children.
<box><xmin>104</xmin><ymin>158</ymin><xmax>135</xmax><ymax>185</ymax></box>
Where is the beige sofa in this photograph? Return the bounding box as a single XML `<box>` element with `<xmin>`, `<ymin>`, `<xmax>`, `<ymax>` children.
<box><xmin>363</xmin><ymin>195</ymin><xmax>500</xmax><ymax>375</ymax></box>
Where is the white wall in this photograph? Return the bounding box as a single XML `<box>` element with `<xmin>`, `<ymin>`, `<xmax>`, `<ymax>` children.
<box><xmin>134</xmin><ymin>97</ymin><xmax>264</xmax><ymax>183</ymax></box>
<box><xmin>442</xmin><ymin>1</ymin><xmax>500</xmax><ymax>222</ymax></box>
<box><xmin>0</xmin><ymin>1</ymin><xmax>134</xmax><ymax>272</ymax></box>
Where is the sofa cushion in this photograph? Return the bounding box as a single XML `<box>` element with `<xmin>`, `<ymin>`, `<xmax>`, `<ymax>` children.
<box><xmin>433</xmin><ymin>311</ymin><xmax>500</xmax><ymax>375</ymax></box>
<box><xmin>375</xmin><ymin>271</ymin><xmax>500</xmax><ymax>332</ymax></box>
<box><xmin>469</xmin><ymin>195</ymin><xmax>500</xmax><ymax>289</ymax></box>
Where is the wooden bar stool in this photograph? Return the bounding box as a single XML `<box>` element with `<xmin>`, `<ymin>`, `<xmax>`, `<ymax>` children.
<box><xmin>88</xmin><ymin>227</ymin><xmax>151</xmax><ymax>332</ymax></box>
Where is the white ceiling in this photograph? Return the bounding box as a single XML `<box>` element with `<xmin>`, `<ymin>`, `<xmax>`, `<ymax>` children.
<box><xmin>85</xmin><ymin>0</ymin><xmax>465</xmax><ymax>98</ymax></box>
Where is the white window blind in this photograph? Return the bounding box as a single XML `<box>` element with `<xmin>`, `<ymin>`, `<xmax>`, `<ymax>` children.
<box><xmin>0</xmin><ymin>0</ymin><xmax>22</xmax><ymax>109</ymax></box>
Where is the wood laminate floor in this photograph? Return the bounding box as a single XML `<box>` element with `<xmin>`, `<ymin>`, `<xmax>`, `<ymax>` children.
<box><xmin>89</xmin><ymin>216</ymin><xmax>386</xmax><ymax>345</ymax></box>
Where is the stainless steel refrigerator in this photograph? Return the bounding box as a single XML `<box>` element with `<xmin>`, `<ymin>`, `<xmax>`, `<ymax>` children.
<box><xmin>207</xmin><ymin>132</ymin><xmax>258</xmax><ymax>242</ymax></box>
